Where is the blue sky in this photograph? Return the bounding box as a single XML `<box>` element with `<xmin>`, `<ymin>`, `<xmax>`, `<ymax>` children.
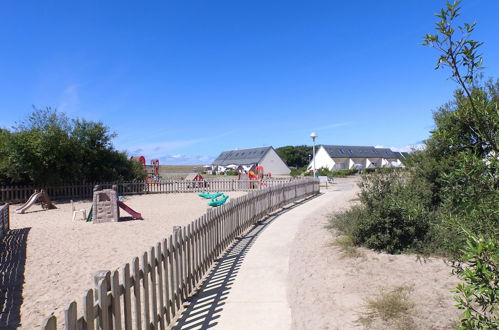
<box><xmin>1</xmin><ymin>1</ymin><xmax>498</xmax><ymax>164</ymax></box>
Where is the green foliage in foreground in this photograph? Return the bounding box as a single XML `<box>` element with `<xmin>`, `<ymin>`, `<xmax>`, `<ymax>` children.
<box><xmin>0</xmin><ymin>108</ymin><xmax>145</xmax><ymax>186</ymax></box>
<box><xmin>453</xmin><ymin>229</ymin><xmax>498</xmax><ymax>329</ymax></box>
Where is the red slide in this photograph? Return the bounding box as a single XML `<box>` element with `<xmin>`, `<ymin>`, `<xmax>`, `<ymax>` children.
<box><xmin>117</xmin><ymin>201</ymin><xmax>143</xmax><ymax>220</ymax></box>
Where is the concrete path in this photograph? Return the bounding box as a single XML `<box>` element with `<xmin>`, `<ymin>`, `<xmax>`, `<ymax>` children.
<box><xmin>173</xmin><ymin>185</ymin><xmax>347</xmax><ymax>330</ymax></box>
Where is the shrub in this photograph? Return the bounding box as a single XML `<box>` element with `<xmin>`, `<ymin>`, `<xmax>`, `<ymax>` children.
<box><xmin>225</xmin><ymin>170</ymin><xmax>239</xmax><ymax>176</ymax></box>
<box><xmin>330</xmin><ymin>170</ymin><xmax>434</xmax><ymax>254</ymax></box>
<box><xmin>290</xmin><ymin>167</ymin><xmax>307</xmax><ymax>177</ymax></box>
<box><xmin>330</xmin><ymin>168</ymin><xmax>358</xmax><ymax>177</ymax></box>
<box><xmin>453</xmin><ymin>229</ymin><xmax>499</xmax><ymax>329</ymax></box>
<box><xmin>314</xmin><ymin>167</ymin><xmax>358</xmax><ymax>177</ymax></box>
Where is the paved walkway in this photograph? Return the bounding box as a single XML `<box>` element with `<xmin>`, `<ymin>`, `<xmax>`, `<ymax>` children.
<box><xmin>173</xmin><ymin>186</ymin><xmax>344</xmax><ymax>330</ymax></box>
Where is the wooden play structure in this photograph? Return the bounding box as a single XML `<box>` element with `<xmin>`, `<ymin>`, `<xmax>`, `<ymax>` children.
<box><xmin>151</xmin><ymin>159</ymin><xmax>160</xmax><ymax>176</ymax></box>
<box><xmin>185</xmin><ymin>173</ymin><xmax>207</xmax><ymax>188</ymax></box>
<box><xmin>15</xmin><ymin>189</ymin><xmax>56</xmax><ymax>214</ymax></box>
<box><xmin>237</xmin><ymin>166</ymin><xmax>267</xmax><ymax>189</ymax></box>
<box><xmin>131</xmin><ymin>156</ymin><xmax>160</xmax><ymax>183</ymax></box>
<box><xmin>91</xmin><ymin>185</ymin><xmax>143</xmax><ymax>223</ymax></box>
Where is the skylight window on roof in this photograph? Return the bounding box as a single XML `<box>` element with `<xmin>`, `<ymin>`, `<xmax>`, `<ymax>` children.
<box><xmin>260</xmin><ymin>151</ymin><xmax>264</xmax><ymax>154</ymax></box>
<box><xmin>348</xmin><ymin>149</ymin><xmax>352</xmax><ymax>153</ymax></box>
<box><xmin>339</xmin><ymin>149</ymin><xmax>344</xmax><ymax>153</ymax></box>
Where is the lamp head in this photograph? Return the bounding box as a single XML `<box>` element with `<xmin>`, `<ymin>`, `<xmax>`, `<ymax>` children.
<box><xmin>310</xmin><ymin>132</ymin><xmax>318</xmax><ymax>140</ymax></box>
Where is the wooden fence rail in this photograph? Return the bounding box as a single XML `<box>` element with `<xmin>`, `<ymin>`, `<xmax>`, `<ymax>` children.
<box><xmin>0</xmin><ymin>204</ymin><xmax>9</xmax><ymax>240</ymax></box>
<box><xmin>42</xmin><ymin>178</ymin><xmax>320</xmax><ymax>330</ymax></box>
<box><xmin>0</xmin><ymin>179</ymin><xmax>294</xmax><ymax>204</ymax></box>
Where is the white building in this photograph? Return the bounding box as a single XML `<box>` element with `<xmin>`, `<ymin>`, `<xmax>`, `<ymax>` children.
<box><xmin>308</xmin><ymin>145</ymin><xmax>406</xmax><ymax>171</ymax></box>
<box><xmin>210</xmin><ymin>146</ymin><xmax>291</xmax><ymax>175</ymax></box>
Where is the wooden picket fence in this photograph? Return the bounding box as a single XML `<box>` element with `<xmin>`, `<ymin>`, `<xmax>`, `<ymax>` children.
<box><xmin>0</xmin><ymin>178</ymin><xmax>294</xmax><ymax>204</ymax></box>
<box><xmin>0</xmin><ymin>204</ymin><xmax>8</xmax><ymax>240</ymax></box>
<box><xmin>42</xmin><ymin>178</ymin><xmax>319</xmax><ymax>330</ymax></box>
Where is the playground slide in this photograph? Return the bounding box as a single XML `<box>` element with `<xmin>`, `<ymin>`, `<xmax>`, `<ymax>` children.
<box><xmin>16</xmin><ymin>192</ymin><xmax>42</xmax><ymax>214</ymax></box>
<box><xmin>86</xmin><ymin>206</ymin><xmax>93</xmax><ymax>222</ymax></box>
<box><xmin>117</xmin><ymin>201</ymin><xmax>143</xmax><ymax>220</ymax></box>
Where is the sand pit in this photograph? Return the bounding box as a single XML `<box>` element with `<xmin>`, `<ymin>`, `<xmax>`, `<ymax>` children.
<box><xmin>7</xmin><ymin>192</ymin><xmax>246</xmax><ymax>329</ymax></box>
<box><xmin>288</xmin><ymin>177</ymin><xmax>459</xmax><ymax>329</ymax></box>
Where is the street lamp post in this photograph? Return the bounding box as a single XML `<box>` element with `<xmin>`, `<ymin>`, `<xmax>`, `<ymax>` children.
<box><xmin>310</xmin><ymin>132</ymin><xmax>318</xmax><ymax>177</ymax></box>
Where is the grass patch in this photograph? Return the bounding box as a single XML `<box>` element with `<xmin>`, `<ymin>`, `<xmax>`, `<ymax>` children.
<box><xmin>332</xmin><ymin>236</ymin><xmax>364</xmax><ymax>258</ymax></box>
<box><xmin>359</xmin><ymin>285</ymin><xmax>415</xmax><ymax>329</ymax></box>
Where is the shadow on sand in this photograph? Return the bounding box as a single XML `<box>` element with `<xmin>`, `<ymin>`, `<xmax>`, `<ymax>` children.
<box><xmin>0</xmin><ymin>228</ymin><xmax>30</xmax><ymax>329</ymax></box>
<box><xmin>172</xmin><ymin>195</ymin><xmax>319</xmax><ymax>330</ymax></box>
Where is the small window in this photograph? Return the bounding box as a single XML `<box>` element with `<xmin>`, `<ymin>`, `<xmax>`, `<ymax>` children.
<box><xmin>260</xmin><ymin>151</ymin><xmax>264</xmax><ymax>154</ymax></box>
<box><xmin>241</xmin><ymin>152</ymin><xmax>245</xmax><ymax>155</ymax></box>
<box><xmin>339</xmin><ymin>149</ymin><xmax>344</xmax><ymax>153</ymax></box>
<box><xmin>348</xmin><ymin>149</ymin><xmax>352</xmax><ymax>153</ymax></box>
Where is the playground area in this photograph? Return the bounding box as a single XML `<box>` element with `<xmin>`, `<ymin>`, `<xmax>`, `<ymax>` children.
<box><xmin>7</xmin><ymin>191</ymin><xmax>247</xmax><ymax>329</ymax></box>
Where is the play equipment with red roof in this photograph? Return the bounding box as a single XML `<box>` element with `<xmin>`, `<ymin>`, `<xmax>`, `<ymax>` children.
<box><xmin>131</xmin><ymin>156</ymin><xmax>160</xmax><ymax>183</ymax></box>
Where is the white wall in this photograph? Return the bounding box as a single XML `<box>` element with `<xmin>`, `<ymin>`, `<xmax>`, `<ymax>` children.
<box><xmin>332</xmin><ymin>158</ymin><xmax>349</xmax><ymax>171</ymax></box>
<box><xmin>259</xmin><ymin>148</ymin><xmax>291</xmax><ymax>175</ymax></box>
<box><xmin>349</xmin><ymin>158</ymin><xmax>369</xmax><ymax>169</ymax></box>
<box><xmin>382</xmin><ymin>158</ymin><xmax>403</xmax><ymax>167</ymax></box>
<box><xmin>307</xmin><ymin>148</ymin><xmax>406</xmax><ymax>172</ymax></box>
<box><xmin>307</xmin><ymin>146</ymin><xmax>335</xmax><ymax>171</ymax></box>
<box><xmin>366</xmin><ymin>158</ymin><xmax>383</xmax><ymax>168</ymax></box>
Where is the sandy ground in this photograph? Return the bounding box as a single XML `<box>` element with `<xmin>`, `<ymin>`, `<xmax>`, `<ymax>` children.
<box><xmin>288</xmin><ymin>177</ymin><xmax>460</xmax><ymax>329</ymax></box>
<box><xmin>6</xmin><ymin>192</ymin><xmax>246</xmax><ymax>329</ymax></box>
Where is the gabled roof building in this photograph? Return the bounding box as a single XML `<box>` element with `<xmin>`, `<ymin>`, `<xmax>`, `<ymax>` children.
<box><xmin>211</xmin><ymin>146</ymin><xmax>291</xmax><ymax>175</ymax></box>
<box><xmin>308</xmin><ymin>145</ymin><xmax>406</xmax><ymax>171</ymax></box>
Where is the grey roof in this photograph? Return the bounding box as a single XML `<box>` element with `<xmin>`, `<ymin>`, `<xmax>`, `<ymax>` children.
<box><xmin>375</xmin><ymin>148</ymin><xmax>399</xmax><ymax>159</ymax></box>
<box><xmin>212</xmin><ymin>147</ymin><xmax>272</xmax><ymax>166</ymax></box>
<box><xmin>322</xmin><ymin>145</ymin><xmax>398</xmax><ymax>159</ymax></box>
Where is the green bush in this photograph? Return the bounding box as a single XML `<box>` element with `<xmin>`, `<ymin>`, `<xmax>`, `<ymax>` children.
<box><xmin>362</xmin><ymin>167</ymin><xmax>399</xmax><ymax>175</ymax></box>
<box><xmin>225</xmin><ymin>170</ymin><xmax>239</xmax><ymax>176</ymax></box>
<box><xmin>330</xmin><ymin>168</ymin><xmax>358</xmax><ymax>177</ymax></box>
<box><xmin>330</xmin><ymin>170</ymin><xmax>433</xmax><ymax>254</ymax></box>
<box><xmin>453</xmin><ymin>229</ymin><xmax>498</xmax><ymax>329</ymax></box>
<box><xmin>290</xmin><ymin>167</ymin><xmax>307</xmax><ymax>177</ymax></box>
<box><xmin>314</xmin><ymin>167</ymin><xmax>358</xmax><ymax>177</ymax></box>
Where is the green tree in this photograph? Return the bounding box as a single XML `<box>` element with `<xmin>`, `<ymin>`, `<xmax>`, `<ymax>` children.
<box><xmin>0</xmin><ymin>107</ymin><xmax>145</xmax><ymax>186</ymax></box>
<box><xmin>275</xmin><ymin>145</ymin><xmax>313</xmax><ymax>168</ymax></box>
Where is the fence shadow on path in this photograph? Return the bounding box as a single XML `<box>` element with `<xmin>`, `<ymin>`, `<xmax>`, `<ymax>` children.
<box><xmin>0</xmin><ymin>228</ymin><xmax>30</xmax><ymax>329</ymax></box>
<box><xmin>172</xmin><ymin>194</ymin><xmax>320</xmax><ymax>330</ymax></box>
